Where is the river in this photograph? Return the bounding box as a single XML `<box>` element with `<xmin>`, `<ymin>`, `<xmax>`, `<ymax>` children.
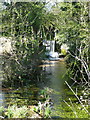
<box><xmin>38</xmin><ymin>60</ymin><xmax>67</xmax><ymax>104</ymax></box>
<box><xmin>38</xmin><ymin>60</ymin><xmax>71</xmax><ymax>117</ymax></box>
<box><xmin>0</xmin><ymin>58</ymin><xmax>88</xmax><ymax>118</ymax></box>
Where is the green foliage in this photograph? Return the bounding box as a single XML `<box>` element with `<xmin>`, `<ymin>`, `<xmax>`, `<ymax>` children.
<box><xmin>0</xmin><ymin>106</ymin><xmax>4</xmax><ymax>112</ymax></box>
<box><xmin>1</xmin><ymin>2</ymin><xmax>57</xmax><ymax>87</ymax></box>
<box><xmin>53</xmin><ymin>102</ymin><xmax>88</xmax><ymax>118</ymax></box>
<box><xmin>61</xmin><ymin>49</ymin><xmax>67</xmax><ymax>55</ymax></box>
<box><xmin>1</xmin><ymin>2</ymin><xmax>45</xmax><ymax>86</ymax></box>
<box><xmin>51</xmin><ymin>86</ymin><xmax>88</xmax><ymax>118</ymax></box>
<box><xmin>1</xmin><ymin>1</ymin><xmax>89</xmax><ymax>118</ymax></box>
<box><xmin>51</xmin><ymin>2</ymin><xmax>89</xmax><ymax>118</ymax></box>
<box><xmin>44</xmin><ymin>105</ymin><xmax>51</xmax><ymax>118</ymax></box>
<box><xmin>52</xmin><ymin>2</ymin><xmax>89</xmax><ymax>82</ymax></box>
<box><xmin>2</xmin><ymin>105</ymin><xmax>28</xmax><ymax>118</ymax></box>
<box><xmin>0</xmin><ymin>106</ymin><xmax>4</xmax><ymax>117</ymax></box>
<box><xmin>33</xmin><ymin>101</ymin><xmax>51</xmax><ymax>118</ymax></box>
<box><xmin>1</xmin><ymin>102</ymin><xmax>51</xmax><ymax>118</ymax></box>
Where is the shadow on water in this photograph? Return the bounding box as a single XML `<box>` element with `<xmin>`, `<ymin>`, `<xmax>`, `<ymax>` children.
<box><xmin>0</xmin><ymin>58</ymin><xmax>67</xmax><ymax>106</ymax></box>
<box><xmin>37</xmin><ymin>60</ymin><xmax>88</xmax><ymax>118</ymax></box>
<box><xmin>38</xmin><ymin>61</ymin><xmax>68</xmax><ymax>116</ymax></box>
<box><xmin>0</xmin><ymin>57</ymin><xmax>88</xmax><ymax>118</ymax></box>
<box><xmin>38</xmin><ymin>60</ymin><xmax>67</xmax><ymax>96</ymax></box>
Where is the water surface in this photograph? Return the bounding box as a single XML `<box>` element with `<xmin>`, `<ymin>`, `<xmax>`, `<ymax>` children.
<box><xmin>0</xmin><ymin>59</ymin><xmax>88</xmax><ymax>118</ymax></box>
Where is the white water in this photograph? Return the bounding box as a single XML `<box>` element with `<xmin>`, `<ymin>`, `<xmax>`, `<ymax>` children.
<box><xmin>44</xmin><ymin>40</ymin><xmax>59</xmax><ymax>60</ymax></box>
<box><xmin>50</xmin><ymin>41</ymin><xmax>55</xmax><ymax>52</ymax></box>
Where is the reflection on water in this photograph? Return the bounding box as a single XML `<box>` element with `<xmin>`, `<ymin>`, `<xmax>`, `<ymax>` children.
<box><xmin>38</xmin><ymin>60</ymin><xmax>67</xmax><ymax>108</ymax></box>
<box><xmin>0</xmin><ymin>58</ymin><xmax>88</xmax><ymax>118</ymax></box>
<box><xmin>38</xmin><ymin>61</ymin><xmax>88</xmax><ymax>118</ymax></box>
<box><xmin>0</xmin><ymin>59</ymin><xmax>67</xmax><ymax>107</ymax></box>
<box><xmin>0</xmin><ymin>56</ymin><xmax>5</xmax><ymax>109</ymax></box>
<box><xmin>1</xmin><ymin>86</ymin><xmax>39</xmax><ymax>107</ymax></box>
<box><xmin>39</xmin><ymin>61</ymin><xmax>67</xmax><ymax>90</ymax></box>
<box><xmin>0</xmin><ymin>90</ymin><xmax>4</xmax><ymax>107</ymax></box>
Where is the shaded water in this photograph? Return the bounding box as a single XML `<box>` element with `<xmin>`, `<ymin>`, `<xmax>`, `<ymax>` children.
<box><xmin>0</xmin><ymin>58</ymin><xmax>88</xmax><ymax>118</ymax></box>
<box><xmin>38</xmin><ymin>60</ymin><xmax>71</xmax><ymax>117</ymax></box>
<box><xmin>40</xmin><ymin>61</ymin><xmax>88</xmax><ymax>118</ymax></box>
<box><xmin>38</xmin><ymin>61</ymin><xmax>67</xmax><ymax>104</ymax></box>
<box><xmin>0</xmin><ymin>59</ymin><xmax>67</xmax><ymax>106</ymax></box>
<box><xmin>0</xmin><ymin>56</ymin><xmax>4</xmax><ymax>108</ymax></box>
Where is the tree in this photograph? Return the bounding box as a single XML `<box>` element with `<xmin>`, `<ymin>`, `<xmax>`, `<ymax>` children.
<box><xmin>50</xmin><ymin>2</ymin><xmax>89</xmax><ymax>117</ymax></box>
<box><xmin>1</xmin><ymin>2</ymin><xmax>54</xmax><ymax>87</ymax></box>
<box><xmin>51</xmin><ymin>2</ymin><xmax>90</xmax><ymax>83</ymax></box>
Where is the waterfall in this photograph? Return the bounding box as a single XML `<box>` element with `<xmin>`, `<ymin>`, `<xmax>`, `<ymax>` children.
<box><xmin>50</xmin><ymin>41</ymin><xmax>55</xmax><ymax>53</ymax></box>
<box><xmin>43</xmin><ymin>40</ymin><xmax>55</xmax><ymax>52</ymax></box>
<box><xmin>43</xmin><ymin>40</ymin><xmax>59</xmax><ymax>60</ymax></box>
